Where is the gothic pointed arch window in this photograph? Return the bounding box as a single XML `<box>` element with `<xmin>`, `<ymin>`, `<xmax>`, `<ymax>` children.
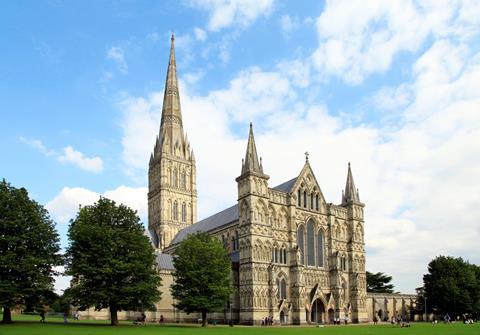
<box><xmin>181</xmin><ymin>202</ymin><xmax>186</xmax><ymax>222</ymax></box>
<box><xmin>181</xmin><ymin>171</ymin><xmax>186</xmax><ymax>189</ymax></box>
<box><xmin>283</xmin><ymin>248</ymin><xmax>287</xmax><ymax>264</ymax></box>
<box><xmin>310</xmin><ymin>193</ymin><xmax>314</xmax><ymax>209</ymax></box>
<box><xmin>303</xmin><ymin>191</ymin><xmax>307</xmax><ymax>208</ymax></box>
<box><xmin>297</xmin><ymin>225</ymin><xmax>305</xmax><ymax>265</ymax></box>
<box><xmin>173</xmin><ymin>200</ymin><xmax>178</xmax><ymax>221</ymax></box>
<box><xmin>278</xmin><ymin>278</ymin><xmax>287</xmax><ymax>300</ymax></box>
<box><xmin>317</xmin><ymin>230</ymin><xmax>324</xmax><ymax>267</ymax></box>
<box><xmin>297</xmin><ymin>189</ymin><xmax>301</xmax><ymax>207</ymax></box>
<box><xmin>172</xmin><ymin>169</ymin><xmax>178</xmax><ymax>187</ymax></box>
<box><xmin>307</xmin><ymin>220</ymin><xmax>315</xmax><ymax>266</ymax></box>
<box><xmin>315</xmin><ymin>194</ymin><xmax>319</xmax><ymax>211</ymax></box>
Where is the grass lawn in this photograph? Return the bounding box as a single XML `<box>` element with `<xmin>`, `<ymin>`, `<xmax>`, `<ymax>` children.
<box><xmin>1</xmin><ymin>315</ymin><xmax>478</xmax><ymax>335</ymax></box>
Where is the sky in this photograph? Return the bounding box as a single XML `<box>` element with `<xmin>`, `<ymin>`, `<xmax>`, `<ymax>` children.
<box><xmin>1</xmin><ymin>0</ymin><xmax>480</xmax><ymax>294</ymax></box>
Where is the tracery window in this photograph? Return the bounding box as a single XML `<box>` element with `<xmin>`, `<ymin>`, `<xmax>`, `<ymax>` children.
<box><xmin>297</xmin><ymin>226</ymin><xmax>305</xmax><ymax>265</ymax></box>
<box><xmin>307</xmin><ymin>220</ymin><xmax>315</xmax><ymax>266</ymax></box>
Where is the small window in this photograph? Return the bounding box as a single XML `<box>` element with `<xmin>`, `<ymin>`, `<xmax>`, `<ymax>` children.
<box><xmin>315</xmin><ymin>195</ymin><xmax>319</xmax><ymax>211</ymax></box>
<box><xmin>297</xmin><ymin>189</ymin><xmax>301</xmax><ymax>206</ymax></box>
<box><xmin>181</xmin><ymin>202</ymin><xmax>186</xmax><ymax>222</ymax></box>
<box><xmin>173</xmin><ymin>169</ymin><xmax>178</xmax><ymax>187</ymax></box>
<box><xmin>181</xmin><ymin>172</ymin><xmax>186</xmax><ymax>189</ymax></box>
<box><xmin>283</xmin><ymin>248</ymin><xmax>287</xmax><ymax>264</ymax></box>
<box><xmin>310</xmin><ymin>194</ymin><xmax>314</xmax><ymax>209</ymax></box>
<box><xmin>173</xmin><ymin>201</ymin><xmax>178</xmax><ymax>221</ymax></box>
<box><xmin>303</xmin><ymin>191</ymin><xmax>307</xmax><ymax>208</ymax></box>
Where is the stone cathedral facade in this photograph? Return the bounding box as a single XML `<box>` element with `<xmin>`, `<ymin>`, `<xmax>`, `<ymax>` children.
<box><xmin>137</xmin><ymin>36</ymin><xmax>418</xmax><ymax>325</ymax></box>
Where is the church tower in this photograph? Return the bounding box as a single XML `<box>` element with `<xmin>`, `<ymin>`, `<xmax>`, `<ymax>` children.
<box><xmin>148</xmin><ymin>34</ymin><xmax>197</xmax><ymax>251</ymax></box>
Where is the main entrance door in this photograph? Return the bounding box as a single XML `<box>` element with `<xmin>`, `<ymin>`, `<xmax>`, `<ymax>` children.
<box><xmin>311</xmin><ymin>299</ymin><xmax>325</xmax><ymax>324</ymax></box>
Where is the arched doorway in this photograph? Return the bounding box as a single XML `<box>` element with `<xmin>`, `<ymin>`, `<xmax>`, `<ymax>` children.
<box><xmin>328</xmin><ymin>308</ymin><xmax>335</xmax><ymax>323</ymax></box>
<box><xmin>311</xmin><ymin>299</ymin><xmax>325</xmax><ymax>324</ymax></box>
<box><xmin>280</xmin><ymin>310</ymin><xmax>288</xmax><ymax>324</ymax></box>
<box><xmin>378</xmin><ymin>309</ymin><xmax>384</xmax><ymax>321</ymax></box>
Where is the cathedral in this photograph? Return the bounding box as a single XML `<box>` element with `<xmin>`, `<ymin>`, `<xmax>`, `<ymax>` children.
<box><xmin>146</xmin><ymin>35</ymin><xmax>375</xmax><ymax>325</ymax></box>
<box><xmin>77</xmin><ymin>35</ymin><xmax>417</xmax><ymax>325</ymax></box>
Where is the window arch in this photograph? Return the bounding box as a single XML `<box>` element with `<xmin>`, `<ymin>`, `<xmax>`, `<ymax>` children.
<box><xmin>297</xmin><ymin>225</ymin><xmax>305</xmax><ymax>265</ymax></box>
<box><xmin>310</xmin><ymin>193</ymin><xmax>314</xmax><ymax>209</ymax></box>
<box><xmin>303</xmin><ymin>191</ymin><xmax>307</xmax><ymax>208</ymax></box>
<box><xmin>297</xmin><ymin>189</ymin><xmax>301</xmax><ymax>207</ymax></box>
<box><xmin>307</xmin><ymin>220</ymin><xmax>315</xmax><ymax>266</ymax></box>
<box><xmin>315</xmin><ymin>195</ymin><xmax>319</xmax><ymax>211</ymax></box>
<box><xmin>317</xmin><ymin>230</ymin><xmax>324</xmax><ymax>267</ymax></box>
<box><xmin>181</xmin><ymin>202</ymin><xmax>186</xmax><ymax>222</ymax></box>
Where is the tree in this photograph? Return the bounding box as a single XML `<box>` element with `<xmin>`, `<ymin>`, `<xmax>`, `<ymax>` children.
<box><xmin>0</xmin><ymin>179</ymin><xmax>61</xmax><ymax>323</ymax></box>
<box><xmin>65</xmin><ymin>197</ymin><xmax>161</xmax><ymax>326</ymax></box>
<box><xmin>423</xmin><ymin>256</ymin><xmax>480</xmax><ymax>317</ymax></box>
<box><xmin>171</xmin><ymin>232</ymin><xmax>233</xmax><ymax>327</ymax></box>
<box><xmin>366</xmin><ymin>271</ymin><xmax>395</xmax><ymax>293</ymax></box>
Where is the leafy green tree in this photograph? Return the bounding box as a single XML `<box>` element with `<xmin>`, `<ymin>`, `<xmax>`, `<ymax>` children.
<box><xmin>0</xmin><ymin>179</ymin><xmax>61</xmax><ymax>323</ymax></box>
<box><xmin>171</xmin><ymin>232</ymin><xmax>233</xmax><ymax>327</ymax></box>
<box><xmin>366</xmin><ymin>271</ymin><xmax>395</xmax><ymax>293</ymax></box>
<box><xmin>65</xmin><ymin>197</ymin><xmax>161</xmax><ymax>326</ymax></box>
<box><xmin>423</xmin><ymin>256</ymin><xmax>479</xmax><ymax>316</ymax></box>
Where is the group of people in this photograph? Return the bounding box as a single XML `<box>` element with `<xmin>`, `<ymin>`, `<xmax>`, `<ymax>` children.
<box><xmin>391</xmin><ymin>315</ymin><xmax>411</xmax><ymax>327</ymax></box>
<box><xmin>261</xmin><ymin>316</ymin><xmax>273</xmax><ymax>326</ymax></box>
<box><xmin>331</xmin><ymin>316</ymin><xmax>349</xmax><ymax>325</ymax></box>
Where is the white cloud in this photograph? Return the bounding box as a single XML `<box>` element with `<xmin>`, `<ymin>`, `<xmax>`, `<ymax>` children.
<box><xmin>19</xmin><ymin>137</ymin><xmax>57</xmax><ymax>156</ymax></box>
<box><xmin>187</xmin><ymin>0</ymin><xmax>275</xmax><ymax>31</ymax></box>
<box><xmin>20</xmin><ymin>138</ymin><xmax>104</xmax><ymax>174</ymax></box>
<box><xmin>194</xmin><ymin>27</ymin><xmax>207</xmax><ymax>41</ymax></box>
<box><xmin>312</xmin><ymin>0</ymin><xmax>480</xmax><ymax>84</ymax></box>
<box><xmin>106</xmin><ymin>46</ymin><xmax>128</xmax><ymax>74</ymax></box>
<box><xmin>58</xmin><ymin>146</ymin><xmax>104</xmax><ymax>173</ymax></box>
<box><xmin>280</xmin><ymin>14</ymin><xmax>300</xmax><ymax>36</ymax></box>
<box><xmin>46</xmin><ymin>185</ymin><xmax>148</xmax><ymax>225</ymax></box>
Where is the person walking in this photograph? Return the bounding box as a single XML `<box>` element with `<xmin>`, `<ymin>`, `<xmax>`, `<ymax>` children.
<box><xmin>39</xmin><ymin>311</ymin><xmax>45</xmax><ymax>323</ymax></box>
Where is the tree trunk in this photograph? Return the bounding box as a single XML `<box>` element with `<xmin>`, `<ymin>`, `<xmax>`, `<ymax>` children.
<box><xmin>2</xmin><ymin>307</ymin><xmax>12</xmax><ymax>323</ymax></box>
<box><xmin>201</xmin><ymin>310</ymin><xmax>207</xmax><ymax>327</ymax></box>
<box><xmin>110</xmin><ymin>305</ymin><xmax>119</xmax><ymax>326</ymax></box>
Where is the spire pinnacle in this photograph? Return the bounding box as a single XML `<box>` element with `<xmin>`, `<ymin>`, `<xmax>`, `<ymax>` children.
<box><xmin>241</xmin><ymin>123</ymin><xmax>263</xmax><ymax>175</ymax></box>
<box><xmin>157</xmin><ymin>34</ymin><xmax>188</xmax><ymax>157</ymax></box>
<box><xmin>342</xmin><ymin>162</ymin><xmax>360</xmax><ymax>204</ymax></box>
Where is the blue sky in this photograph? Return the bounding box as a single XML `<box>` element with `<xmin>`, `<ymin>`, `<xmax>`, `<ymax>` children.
<box><xmin>1</xmin><ymin>0</ymin><xmax>480</xmax><ymax>293</ymax></box>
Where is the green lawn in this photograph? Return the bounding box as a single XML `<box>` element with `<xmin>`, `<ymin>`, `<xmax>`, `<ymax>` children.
<box><xmin>1</xmin><ymin>315</ymin><xmax>478</xmax><ymax>335</ymax></box>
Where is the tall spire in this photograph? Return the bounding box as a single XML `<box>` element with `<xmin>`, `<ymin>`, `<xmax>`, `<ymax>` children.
<box><xmin>241</xmin><ymin>123</ymin><xmax>263</xmax><ymax>175</ymax></box>
<box><xmin>160</xmin><ymin>33</ymin><xmax>183</xmax><ymax>128</ymax></box>
<box><xmin>156</xmin><ymin>33</ymin><xmax>190</xmax><ymax>159</ymax></box>
<box><xmin>342</xmin><ymin>162</ymin><xmax>360</xmax><ymax>204</ymax></box>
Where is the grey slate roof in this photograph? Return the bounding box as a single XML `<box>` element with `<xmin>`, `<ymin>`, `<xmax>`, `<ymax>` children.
<box><xmin>170</xmin><ymin>204</ymin><xmax>239</xmax><ymax>245</ymax></box>
<box><xmin>272</xmin><ymin>177</ymin><xmax>297</xmax><ymax>193</ymax></box>
<box><xmin>156</xmin><ymin>253</ymin><xmax>174</xmax><ymax>270</ymax></box>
